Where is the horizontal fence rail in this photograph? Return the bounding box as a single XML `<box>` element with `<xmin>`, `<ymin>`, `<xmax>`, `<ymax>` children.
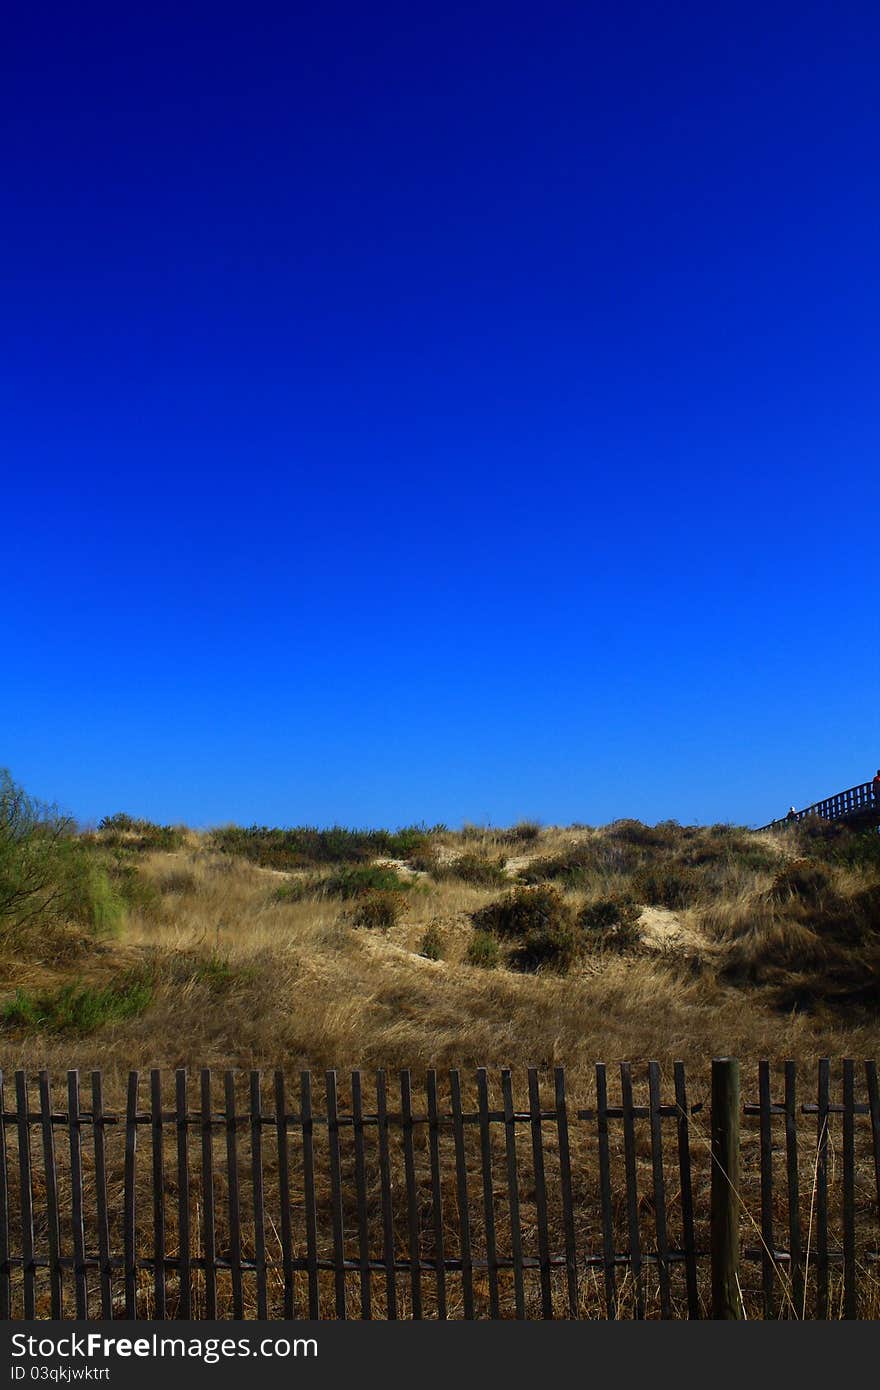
<box><xmin>0</xmin><ymin>1061</ymin><xmax>878</xmax><ymax>1320</ymax></box>
<box><xmin>758</xmin><ymin>781</ymin><xmax>879</xmax><ymax>831</ymax></box>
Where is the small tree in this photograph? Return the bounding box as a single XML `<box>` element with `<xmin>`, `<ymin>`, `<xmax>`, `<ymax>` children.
<box><xmin>0</xmin><ymin>769</ymin><xmax>74</xmax><ymax>937</ymax></box>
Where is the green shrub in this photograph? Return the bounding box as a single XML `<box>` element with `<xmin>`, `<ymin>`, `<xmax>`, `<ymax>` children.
<box><xmin>190</xmin><ymin>953</ymin><xmax>236</xmax><ymax>991</ymax></box>
<box><xmin>158</xmin><ymin>870</ymin><xmax>198</xmax><ymax>896</ymax></box>
<box><xmin>467</xmin><ymin>931</ymin><xmax>501</xmax><ymax>969</ymax></box>
<box><xmin>471</xmin><ymin>885</ymin><xmax>571</xmax><ymax>939</ymax></box>
<box><xmin>322</xmin><ymin>865</ymin><xmax>409</xmax><ymax>899</ymax></box>
<box><xmin>434</xmin><ymin>854</ymin><xmax>507</xmax><ymax>886</ymax></box>
<box><xmin>350</xmin><ymin>890</ymin><xmax>405</xmax><ymax>931</ymax></box>
<box><xmin>824</xmin><ymin>831</ymin><xmax>880</xmax><ymax>873</ymax></box>
<box><xmin>97</xmin><ymin>815</ymin><xmax>186</xmax><ymax>852</ymax></box>
<box><xmin>272</xmin><ymin>878</ymin><xmax>313</xmax><ymax>904</ymax></box>
<box><xmin>767</xmin><ymin>860</ymin><xmax>833</xmax><ymax>906</ymax></box>
<box><xmin>419</xmin><ymin>924</ymin><xmax>444</xmax><ymax>960</ymax></box>
<box><xmin>111</xmin><ymin>861</ymin><xmax>162</xmax><ymax>916</ymax></box>
<box><xmin>510</xmin><ymin>921</ymin><xmax>582</xmax><ymax>974</ymax></box>
<box><xmin>0</xmin><ymin>970</ymin><xmax>154</xmax><ymax>1036</ymax></box>
<box><xmin>501</xmin><ymin>821</ymin><xmax>542</xmax><ymax>844</ymax></box>
<box><xmin>208</xmin><ymin>824</ymin><xmax>434</xmax><ymax>870</ymax></box>
<box><xmin>632</xmin><ymin>865</ymin><xmax>703</xmax><ymax>909</ymax></box>
<box><xmin>577</xmin><ymin>896</ymin><xmax>642</xmax><ymax>949</ymax></box>
<box><xmin>406</xmin><ymin>846</ymin><xmax>439</xmax><ymax>873</ymax></box>
<box><xmin>522</xmin><ymin>841</ymin><xmax>641</xmax><ymax>886</ymax></box>
<box><xmin>0</xmin><ymin>773</ymin><xmax>130</xmax><ymax>948</ymax></box>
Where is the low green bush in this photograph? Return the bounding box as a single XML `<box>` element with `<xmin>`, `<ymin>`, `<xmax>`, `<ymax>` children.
<box><xmin>471</xmin><ymin>885</ymin><xmax>570</xmax><ymax>939</ymax></box>
<box><xmin>97</xmin><ymin>814</ymin><xmax>186</xmax><ymax>852</ymax></box>
<box><xmin>767</xmin><ymin>860</ymin><xmax>833</xmax><ymax>906</ymax></box>
<box><xmin>631</xmin><ymin>865</ymin><xmax>703</xmax><ymax>909</ymax></box>
<box><xmin>322</xmin><ymin>865</ymin><xmax>410</xmax><ymax>899</ymax></box>
<box><xmin>577</xmin><ymin>896</ymin><xmax>642</xmax><ymax>949</ymax></box>
<box><xmin>272</xmin><ymin>878</ymin><xmax>313</xmax><ymax>904</ymax></box>
<box><xmin>467</xmin><ymin>931</ymin><xmax>500</xmax><ymax>969</ymax></box>
<box><xmin>208</xmin><ymin>824</ymin><xmax>434</xmax><ymax>869</ymax></box>
<box><xmin>434</xmin><ymin>854</ymin><xmax>507</xmax><ymax>886</ymax></box>
<box><xmin>158</xmin><ymin>870</ymin><xmax>198</xmax><ymax>896</ymax></box>
<box><xmin>501</xmin><ymin>821</ymin><xmax>542</xmax><ymax>845</ymax></box>
<box><xmin>0</xmin><ymin>970</ymin><xmax>154</xmax><ymax>1036</ymax></box>
<box><xmin>510</xmin><ymin>921</ymin><xmax>582</xmax><ymax>974</ymax></box>
<box><xmin>419</xmin><ymin>924</ymin><xmax>444</xmax><ymax>960</ymax></box>
<box><xmin>190</xmin><ymin>953</ymin><xmax>236</xmax><ymax>991</ymax></box>
<box><xmin>349</xmin><ymin>890</ymin><xmax>405</xmax><ymax>931</ymax></box>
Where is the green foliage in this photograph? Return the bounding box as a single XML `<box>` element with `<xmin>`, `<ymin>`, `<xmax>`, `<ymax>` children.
<box><xmin>208</xmin><ymin>824</ymin><xmax>433</xmax><ymax>869</ymax></box>
<box><xmin>510</xmin><ymin>920</ymin><xmax>582</xmax><ymax>974</ymax></box>
<box><xmin>767</xmin><ymin>860</ymin><xmax>833</xmax><ymax>906</ymax></box>
<box><xmin>577</xmin><ymin>896</ymin><xmax>642</xmax><ymax>949</ymax></box>
<box><xmin>419</xmin><ymin>924</ymin><xmax>444</xmax><ymax>960</ymax></box>
<box><xmin>406</xmin><ymin>846</ymin><xmax>439</xmax><ymax>873</ymax></box>
<box><xmin>157</xmin><ymin>870</ymin><xmax>198</xmax><ymax>896</ymax></box>
<box><xmin>631</xmin><ymin>865</ymin><xmax>703</xmax><ymax>909</ymax></box>
<box><xmin>110</xmin><ymin>860</ymin><xmax>162</xmax><ymax>916</ymax></box>
<box><xmin>522</xmin><ymin>841</ymin><xmax>641</xmax><ymax>886</ymax></box>
<box><xmin>472</xmin><ymin>885</ymin><xmax>570</xmax><ymax>940</ymax></box>
<box><xmin>467</xmin><ymin>930</ymin><xmax>500</xmax><ymax>969</ymax></box>
<box><xmin>349</xmin><ymin>889</ymin><xmax>405</xmax><ymax>931</ymax></box>
<box><xmin>190</xmin><ymin>952</ymin><xmax>236</xmax><ymax>991</ymax></box>
<box><xmin>832</xmin><ymin>833</ymin><xmax>880</xmax><ymax>872</ymax></box>
<box><xmin>322</xmin><ymin>865</ymin><xmax>410</xmax><ymax>899</ymax></box>
<box><xmin>0</xmin><ymin>771</ymin><xmax>128</xmax><ymax>946</ymax></box>
<box><xmin>0</xmin><ymin>970</ymin><xmax>154</xmax><ymax>1036</ymax></box>
<box><xmin>1</xmin><ymin>769</ymin><xmax>72</xmax><ymax>932</ymax></box>
<box><xmin>433</xmin><ymin>854</ymin><xmax>508</xmax><ymax>886</ymax></box>
<box><xmin>271</xmin><ymin>878</ymin><xmax>313</xmax><ymax>904</ymax></box>
<box><xmin>501</xmin><ymin>821</ymin><xmax>542</xmax><ymax>844</ymax></box>
<box><xmin>97</xmin><ymin>814</ymin><xmax>186</xmax><ymax>852</ymax></box>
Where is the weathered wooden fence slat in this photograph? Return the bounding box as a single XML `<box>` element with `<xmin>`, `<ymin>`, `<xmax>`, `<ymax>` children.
<box><xmin>554</xmin><ymin>1067</ymin><xmax>578</xmax><ymax>1320</ymax></box>
<box><xmin>595</xmin><ymin>1061</ymin><xmax>617</xmax><ymax>1319</ymax></box>
<box><xmin>500</xmin><ymin>1068</ymin><xmax>525</xmax><ymax>1320</ymax></box>
<box><xmin>527</xmin><ymin>1068</ymin><xmax>553</xmax><ymax>1320</ymax></box>
<box><xmin>175</xmin><ymin>1070</ymin><xmax>190</xmax><ymax>1320</ymax></box>
<box><xmin>449</xmin><ymin>1069</ymin><xmax>473</xmax><ymax>1320</ymax></box>
<box><xmin>273</xmin><ymin>1071</ymin><xmax>295</xmax><ymax>1320</ymax></box>
<box><xmin>758</xmin><ymin>1059</ymin><xmax>775</xmax><ymax>1318</ymax></box>
<box><xmin>476</xmin><ymin>1069</ymin><xmax>499</xmax><ymax>1320</ymax></box>
<box><xmin>149</xmin><ymin>1070</ymin><xmax>165</xmax><ymax>1320</ymax></box>
<box><xmin>816</xmin><ymin>1057</ymin><xmax>830</xmax><ymax>1319</ymax></box>
<box><xmin>224</xmin><ymin>1071</ymin><xmax>243</xmax><ymax>1319</ymax></box>
<box><xmin>375</xmin><ymin>1069</ymin><xmax>397</xmax><ymax>1320</ymax></box>
<box><xmin>15</xmin><ymin>1072</ymin><xmax>35</xmax><ymax>1320</ymax></box>
<box><xmin>38</xmin><ymin>1072</ymin><xmax>62</xmax><ymax>1319</ymax></box>
<box><xmin>425</xmin><ymin>1070</ymin><xmax>446</xmax><ymax>1321</ymax></box>
<box><xmin>250</xmin><ymin>1072</ymin><xmax>268</xmax><ymax>1321</ymax></box>
<box><xmin>647</xmin><ymin>1060</ymin><xmax>671</xmax><ymax>1320</ymax></box>
<box><xmin>673</xmin><ymin>1060</ymin><xmax>700</xmax><ymax>1319</ymax></box>
<box><xmin>620</xmin><ymin>1062</ymin><xmax>645</xmax><ymax>1319</ymax></box>
<box><xmin>92</xmin><ymin>1069</ymin><xmax>113</xmax><ymax>1319</ymax></box>
<box><xmin>199</xmin><ymin>1069</ymin><xmax>217</xmax><ymax>1319</ymax></box>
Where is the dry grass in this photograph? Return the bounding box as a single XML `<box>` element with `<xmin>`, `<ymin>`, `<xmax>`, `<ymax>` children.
<box><xmin>2</xmin><ymin>819</ymin><xmax>878</xmax><ymax>1081</ymax></box>
<box><xmin>1</xmin><ymin>818</ymin><xmax>878</xmax><ymax>1318</ymax></box>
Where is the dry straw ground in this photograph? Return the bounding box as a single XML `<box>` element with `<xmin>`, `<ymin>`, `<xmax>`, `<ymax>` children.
<box><xmin>1</xmin><ymin>812</ymin><xmax>879</xmax><ymax>1317</ymax></box>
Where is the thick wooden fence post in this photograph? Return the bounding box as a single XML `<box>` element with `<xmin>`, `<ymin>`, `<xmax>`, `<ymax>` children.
<box><xmin>711</xmin><ymin>1058</ymin><xmax>742</xmax><ymax>1319</ymax></box>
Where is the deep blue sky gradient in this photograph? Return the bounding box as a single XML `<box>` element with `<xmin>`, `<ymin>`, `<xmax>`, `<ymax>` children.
<box><xmin>3</xmin><ymin>2</ymin><xmax>878</xmax><ymax>828</ymax></box>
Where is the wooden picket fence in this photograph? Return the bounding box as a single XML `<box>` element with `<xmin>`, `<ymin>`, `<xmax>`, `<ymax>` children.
<box><xmin>1</xmin><ymin>1059</ymin><xmax>879</xmax><ymax>1320</ymax></box>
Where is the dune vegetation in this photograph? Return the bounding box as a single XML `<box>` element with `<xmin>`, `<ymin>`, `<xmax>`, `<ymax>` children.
<box><xmin>2</xmin><ymin>769</ymin><xmax>879</xmax><ymax>1084</ymax></box>
<box><xmin>3</xmin><ymin>770</ymin><xmax>880</xmax><ymax>1318</ymax></box>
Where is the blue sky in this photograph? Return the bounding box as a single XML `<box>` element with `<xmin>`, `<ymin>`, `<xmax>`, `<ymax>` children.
<box><xmin>3</xmin><ymin>2</ymin><xmax>878</xmax><ymax>829</ymax></box>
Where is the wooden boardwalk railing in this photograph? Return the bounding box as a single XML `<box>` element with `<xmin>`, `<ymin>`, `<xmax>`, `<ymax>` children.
<box><xmin>1</xmin><ymin>1060</ymin><xmax>879</xmax><ymax>1320</ymax></box>
<box><xmin>758</xmin><ymin>780</ymin><xmax>879</xmax><ymax>831</ymax></box>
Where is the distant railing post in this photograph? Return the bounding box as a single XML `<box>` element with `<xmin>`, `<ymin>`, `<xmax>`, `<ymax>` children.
<box><xmin>710</xmin><ymin>1058</ymin><xmax>742</xmax><ymax>1319</ymax></box>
